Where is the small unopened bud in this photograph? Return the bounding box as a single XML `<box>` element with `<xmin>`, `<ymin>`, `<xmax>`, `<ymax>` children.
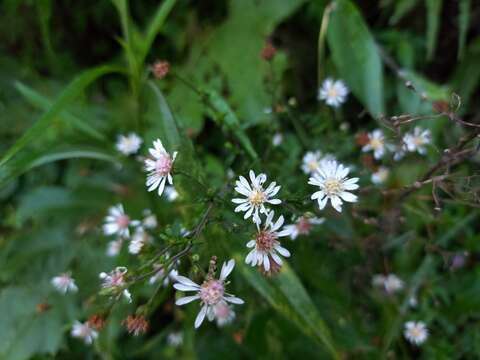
<box><xmin>261</xmin><ymin>42</ymin><xmax>276</xmax><ymax>61</ymax></box>
<box><xmin>153</xmin><ymin>60</ymin><xmax>170</xmax><ymax>79</ymax></box>
<box><xmin>288</xmin><ymin>97</ymin><xmax>297</xmax><ymax>107</ymax></box>
<box><xmin>123</xmin><ymin>315</ymin><xmax>149</xmax><ymax>336</ymax></box>
<box><xmin>432</xmin><ymin>100</ymin><xmax>449</xmax><ymax>113</ymax></box>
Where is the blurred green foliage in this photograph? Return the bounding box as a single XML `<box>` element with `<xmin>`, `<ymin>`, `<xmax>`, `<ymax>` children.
<box><xmin>0</xmin><ymin>0</ymin><xmax>480</xmax><ymax>359</ymax></box>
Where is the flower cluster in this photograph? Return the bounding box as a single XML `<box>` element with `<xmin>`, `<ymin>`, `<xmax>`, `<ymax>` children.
<box><xmin>173</xmin><ymin>259</ymin><xmax>244</xmax><ymax>328</ymax></box>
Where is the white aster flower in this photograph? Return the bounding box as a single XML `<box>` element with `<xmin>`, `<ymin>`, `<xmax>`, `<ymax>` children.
<box><xmin>245</xmin><ymin>211</ymin><xmax>291</xmax><ymax>272</ymax></box>
<box><xmin>128</xmin><ymin>228</ymin><xmax>151</xmax><ymax>255</ymax></box>
<box><xmin>164</xmin><ymin>186</ymin><xmax>179</xmax><ymax>201</ymax></box>
<box><xmin>149</xmin><ymin>265</ymin><xmax>179</xmax><ymax>287</ymax></box>
<box><xmin>213</xmin><ymin>301</ymin><xmax>236</xmax><ymax>327</ymax></box>
<box><xmin>106</xmin><ymin>239</ymin><xmax>123</xmax><ymax>257</ymax></box>
<box><xmin>142</xmin><ymin>209</ymin><xmax>158</xmax><ymax>229</ymax></box>
<box><xmin>403</xmin><ymin>127</ymin><xmax>431</xmax><ymax>155</ymax></box>
<box><xmin>317</xmin><ymin>78</ymin><xmax>349</xmax><ymax>107</ymax></box>
<box><xmin>372</xmin><ymin>273</ymin><xmax>404</xmax><ymax>294</ymax></box>
<box><xmin>284</xmin><ymin>216</ymin><xmax>325</xmax><ymax>240</ymax></box>
<box><xmin>362</xmin><ymin>129</ymin><xmax>388</xmax><ymax>159</ymax></box>
<box><xmin>232</xmin><ymin>170</ymin><xmax>281</xmax><ymax>225</ymax></box>
<box><xmin>372</xmin><ymin>274</ymin><xmax>386</xmax><ymax>287</ymax></box>
<box><xmin>99</xmin><ymin>266</ymin><xmax>132</xmax><ymax>303</ymax></box>
<box><xmin>174</xmin><ymin>259</ymin><xmax>244</xmax><ymax>329</ymax></box>
<box><xmin>71</xmin><ymin>321</ymin><xmax>98</xmax><ymax>345</ymax></box>
<box><xmin>103</xmin><ymin>204</ymin><xmax>137</xmax><ymax>238</ymax></box>
<box><xmin>301</xmin><ymin>151</ymin><xmax>335</xmax><ymax>175</ymax></box>
<box><xmin>384</xmin><ymin>274</ymin><xmax>404</xmax><ymax>294</ymax></box>
<box><xmin>51</xmin><ymin>272</ymin><xmax>78</xmax><ymax>294</ymax></box>
<box><xmin>144</xmin><ymin>139</ymin><xmax>177</xmax><ymax>196</ymax></box>
<box><xmin>371</xmin><ymin>167</ymin><xmax>389</xmax><ymax>185</ymax></box>
<box><xmin>272</xmin><ymin>132</ymin><xmax>283</xmax><ymax>147</ymax></box>
<box><xmin>308</xmin><ymin>160</ymin><xmax>359</xmax><ymax>212</ymax></box>
<box><xmin>404</xmin><ymin>321</ymin><xmax>428</xmax><ymax>345</ymax></box>
<box><xmin>167</xmin><ymin>332</ymin><xmax>183</xmax><ymax>347</ymax></box>
<box><xmin>116</xmin><ymin>133</ymin><xmax>143</xmax><ymax>155</ymax></box>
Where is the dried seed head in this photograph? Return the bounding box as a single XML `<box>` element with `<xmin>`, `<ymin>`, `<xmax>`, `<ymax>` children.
<box><xmin>153</xmin><ymin>60</ymin><xmax>170</xmax><ymax>79</ymax></box>
<box><xmin>88</xmin><ymin>314</ymin><xmax>106</xmax><ymax>331</ymax></box>
<box><xmin>123</xmin><ymin>315</ymin><xmax>149</xmax><ymax>336</ymax></box>
<box><xmin>258</xmin><ymin>255</ymin><xmax>282</xmax><ymax>277</ymax></box>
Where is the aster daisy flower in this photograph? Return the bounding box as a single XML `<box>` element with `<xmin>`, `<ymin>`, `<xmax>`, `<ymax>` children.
<box><xmin>301</xmin><ymin>151</ymin><xmax>335</xmax><ymax>175</ymax></box>
<box><xmin>106</xmin><ymin>239</ymin><xmax>123</xmax><ymax>257</ymax></box>
<box><xmin>164</xmin><ymin>186</ymin><xmax>179</xmax><ymax>201</ymax></box>
<box><xmin>404</xmin><ymin>321</ymin><xmax>428</xmax><ymax>345</ymax></box>
<box><xmin>317</xmin><ymin>78</ymin><xmax>349</xmax><ymax>107</ymax></box>
<box><xmin>71</xmin><ymin>321</ymin><xmax>98</xmax><ymax>345</ymax></box>
<box><xmin>284</xmin><ymin>216</ymin><xmax>325</xmax><ymax>240</ymax></box>
<box><xmin>272</xmin><ymin>132</ymin><xmax>283</xmax><ymax>147</ymax></box>
<box><xmin>371</xmin><ymin>167</ymin><xmax>389</xmax><ymax>185</ymax></box>
<box><xmin>116</xmin><ymin>133</ymin><xmax>143</xmax><ymax>155</ymax></box>
<box><xmin>372</xmin><ymin>273</ymin><xmax>404</xmax><ymax>294</ymax></box>
<box><xmin>144</xmin><ymin>139</ymin><xmax>177</xmax><ymax>196</ymax></box>
<box><xmin>308</xmin><ymin>160</ymin><xmax>359</xmax><ymax>212</ymax></box>
<box><xmin>213</xmin><ymin>301</ymin><xmax>236</xmax><ymax>327</ymax></box>
<box><xmin>167</xmin><ymin>332</ymin><xmax>183</xmax><ymax>347</ymax></box>
<box><xmin>149</xmin><ymin>265</ymin><xmax>179</xmax><ymax>287</ymax></box>
<box><xmin>362</xmin><ymin>129</ymin><xmax>388</xmax><ymax>159</ymax></box>
<box><xmin>51</xmin><ymin>272</ymin><xmax>78</xmax><ymax>294</ymax></box>
<box><xmin>99</xmin><ymin>266</ymin><xmax>132</xmax><ymax>303</ymax></box>
<box><xmin>245</xmin><ymin>211</ymin><xmax>291</xmax><ymax>272</ymax></box>
<box><xmin>103</xmin><ymin>204</ymin><xmax>137</xmax><ymax>238</ymax></box>
<box><xmin>142</xmin><ymin>209</ymin><xmax>158</xmax><ymax>229</ymax></box>
<box><xmin>173</xmin><ymin>259</ymin><xmax>244</xmax><ymax>329</ymax></box>
<box><xmin>403</xmin><ymin>127</ymin><xmax>431</xmax><ymax>155</ymax></box>
<box><xmin>128</xmin><ymin>227</ymin><xmax>151</xmax><ymax>255</ymax></box>
<box><xmin>232</xmin><ymin>170</ymin><xmax>281</xmax><ymax>224</ymax></box>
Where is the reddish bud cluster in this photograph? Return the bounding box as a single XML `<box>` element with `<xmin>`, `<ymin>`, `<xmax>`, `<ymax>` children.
<box><xmin>261</xmin><ymin>42</ymin><xmax>276</xmax><ymax>61</ymax></box>
<box><xmin>153</xmin><ymin>60</ymin><xmax>170</xmax><ymax>79</ymax></box>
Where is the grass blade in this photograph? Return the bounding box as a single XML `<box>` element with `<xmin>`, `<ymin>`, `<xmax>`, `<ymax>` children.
<box><xmin>14</xmin><ymin>81</ymin><xmax>107</xmax><ymax>142</ymax></box>
<box><xmin>0</xmin><ymin>65</ymin><xmax>122</xmax><ymax>168</ymax></box>
<box><xmin>425</xmin><ymin>0</ymin><xmax>443</xmax><ymax>61</ymax></box>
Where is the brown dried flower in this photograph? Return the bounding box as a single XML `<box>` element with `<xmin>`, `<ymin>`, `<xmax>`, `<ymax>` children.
<box><xmin>123</xmin><ymin>315</ymin><xmax>149</xmax><ymax>336</ymax></box>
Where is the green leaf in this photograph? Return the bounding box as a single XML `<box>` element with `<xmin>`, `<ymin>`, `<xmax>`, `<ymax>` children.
<box><xmin>0</xmin><ymin>146</ymin><xmax>119</xmax><ymax>187</ymax></box>
<box><xmin>457</xmin><ymin>0</ymin><xmax>470</xmax><ymax>60</ymax></box>
<box><xmin>139</xmin><ymin>0</ymin><xmax>177</xmax><ymax>64</ymax></box>
<box><xmin>236</xmin><ymin>255</ymin><xmax>340</xmax><ymax>359</ymax></box>
<box><xmin>425</xmin><ymin>0</ymin><xmax>443</xmax><ymax>61</ymax></box>
<box><xmin>0</xmin><ymin>287</ymin><xmax>64</xmax><ymax>360</ymax></box>
<box><xmin>327</xmin><ymin>0</ymin><xmax>384</xmax><ymax>116</ymax></box>
<box><xmin>14</xmin><ymin>81</ymin><xmax>107</xmax><ymax>142</ymax></box>
<box><xmin>145</xmin><ymin>81</ymin><xmax>182</xmax><ymax>151</ymax></box>
<box><xmin>0</xmin><ymin>65</ymin><xmax>122</xmax><ymax>168</ymax></box>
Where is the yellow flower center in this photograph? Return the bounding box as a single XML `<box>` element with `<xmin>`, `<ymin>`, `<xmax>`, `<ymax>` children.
<box><xmin>413</xmin><ymin>136</ymin><xmax>424</xmax><ymax>146</ymax></box>
<box><xmin>327</xmin><ymin>87</ymin><xmax>338</xmax><ymax>99</ymax></box>
<box><xmin>369</xmin><ymin>138</ymin><xmax>384</xmax><ymax>150</ymax></box>
<box><xmin>308</xmin><ymin>160</ymin><xmax>318</xmax><ymax>171</ymax></box>
<box><xmin>324</xmin><ymin>178</ymin><xmax>342</xmax><ymax>196</ymax></box>
<box><xmin>249</xmin><ymin>188</ymin><xmax>266</xmax><ymax>206</ymax></box>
